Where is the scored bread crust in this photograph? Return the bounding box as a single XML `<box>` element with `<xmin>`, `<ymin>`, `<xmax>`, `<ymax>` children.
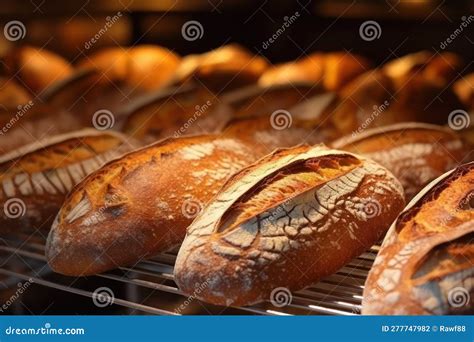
<box><xmin>0</xmin><ymin>129</ymin><xmax>132</xmax><ymax>232</ymax></box>
<box><xmin>362</xmin><ymin>161</ymin><xmax>474</xmax><ymax>315</ymax></box>
<box><xmin>174</xmin><ymin>145</ymin><xmax>405</xmax><ymax>307</ymax></box>
<box><xmin>46</xmin><ymin>135</ymin><xmax>266</xmax><ymax>276</ymax></box>
<box><xmin>332</xmin><ymin>122</ymin><xmax>472</xmax><ymax>199</ymax></box>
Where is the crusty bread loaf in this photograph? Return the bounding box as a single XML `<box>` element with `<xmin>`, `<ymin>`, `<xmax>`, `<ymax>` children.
<box><xmin>259</xmin><ymin>52</ymin><xmax>371</xmax><ymax>91</ymax></box>
<box><xmin>0</xmin><ymin>104</ymin><xmax>84</xmax><ymax>155</ymax></box>
<box><xmin>383</xmin><ymin>51</ymin><xmax>463</xmax><ymax>85</ymax></box>
<box><xmin>174</xmin><ymin>145</ymin><xmax>405</xmax><ymax>306</ymax></box>
<box><xmin>46</xmin><ymin>135</ymin><xmax>270</xmax><ymax>276</ymax></box>
<box><xmin>0</xmin><ymin>77</ymin><xmax>31</xmax><ymax>109</ymax></box>
<box><xmin>362</xmin><ymin>161</ymin><xmax>474</xmax><ymax>315</ymax></box>
<box><xmin>170</xmin><ymin>44</ymin><xmax>269</xmax><ymax>92</ymax></box>
<box><xmin>329</xmin><ymin>70</ymin><xmax>465</xmax><ymax>135</ymax></box>
<box><xmin>221</xmin><ymin>82</ymin><xmax>326</xmax><ymax>119</ymax></box>
<box><xmin>0</xmin><ymin>129</ymin><xmax>133</xmax><ymax>233</ymax></box>
<box><xmin>332</xmin><ymin>123</ymin><xmax>472</xmax><ymax>199</ymax></box>
<box><xmin>121</xmin><ymin>84</ymin><xmax>232</xmax><ymax>143</ymax></box>
<box><xmin>77</xmin><ymin>45</ymin><xmax>181</xmax><ymax>91</ymax></box>
<box><xmin>1</xmin><ymin>46</ymin><xmax>73</xmax><ymax>94</ymax></box>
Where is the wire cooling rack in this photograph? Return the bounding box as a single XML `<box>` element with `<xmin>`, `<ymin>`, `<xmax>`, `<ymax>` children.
<box><xmin>0</xmin><ymin>232</ymin><xmax>378</xmax><ymax>315</ymax></box>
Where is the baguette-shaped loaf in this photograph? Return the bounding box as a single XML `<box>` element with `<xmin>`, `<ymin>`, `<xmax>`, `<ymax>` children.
<box><xmin>0</xmin><ymin>129</ymin><xmax>132</xmax><ymax>233</ymax></box>
<box><xmin>46</xmin><ymin>135</ymin><xmax>266</xmax><ymax>276</ymax></box>
<box><xmin>332</xmin><ymin>123</ymin><xmax>471</xmax><ymax>199</ymax></box>
<box><xmin>174</xmin><ymin>145</ymin><xmax>405</xmax><ymax>306</ymax></box>
<box><xmin>362</xmin><ymin>162</ymin><xmax>474</xmax><ymax>315</ymax></box>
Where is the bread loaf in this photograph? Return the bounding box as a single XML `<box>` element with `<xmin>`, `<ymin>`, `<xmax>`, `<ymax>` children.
<box><xmin>46</xmin><ymin>135</ymin><xmax>269</xmax><ymax>276</ymax></box>
<box><xmin>332</xmin><ymin>123</ymin><xmax>472</xmax><ymax>199</ymax></box>
<box><xmin>1</xmin><ymin>46</ymin><xmax>73</xmax><ymax>94</ymax></box>
<box><xmin>0</xmin><ymin>129</ymin><xmax>133</xmax><ymax>233</ymax></box>
<box><xmin>170</xmin><ymin>44</ymin><xmax>269</xmax><ymax>92</ymax></box>
<box><xmin>259</xmin><ymin>52</ymin><xmax>371</xmax><ymax>91</ymax></box>
<box><xmin>174</xmin><ymin>145</ymin><xmax>405</xmax><ymax>306</ymax></box>
<box><xmin>221</xmin><ymin>82</ymin><xmax>326</xmax><ymax>119</ymax></box>
<box><xmin>121</xmin><ymin>84</ymin><xmax>232</xmax><ymax>143</ymax></box>
<box><xmin>0</xmin><ymin>78</ymin><xmax>31</xmax><ymax>109</ymax></box>
<box><xmin>362</xmin><ymin>161</ymin><xmax>474</xmax><ymax>315</ymax></box>
<box><xmin>454</xmin><ymin>73</ymin><xmax>474</xmax><ymax>110</ymax></box>
<box><xmin>77</xmin><ymin>45</ymin><xmax>181</xmax><ymax>91</ymax></box>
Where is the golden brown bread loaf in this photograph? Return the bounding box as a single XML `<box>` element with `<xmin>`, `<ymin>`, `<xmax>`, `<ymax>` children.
<box><xmin>1</xmin><ymin>46</ymin><xmax>73</xmax><ymax>94</ymax></box>
<box><xmin>362</xmin><ymin>161</ymin><xmax>474</xmax><ymax>315</ymax></box>
<box><xmin>259</xmin><ymin>52</ymin><xmax>371</xmax><ymax>91</ymax></box>
<box><xmin>328</xmin><ymin>69</ymin><xmax>466</xmax><ymax>135</ymax></box>
<box><xmin>0</xmin><ymin>78</ymin><xmax>31</xmax><ymax>109</ymax></box>
<box><xmin>332</xmin><ymin>123</ymin><xmax>472</xmax><ymax>199</ymax></box>
<box><xmin>77</xmin><ymin>45</ymin><xmax>181</xmax><ymax>91</ymax></box>
<box><xmin>221</xmin><ymin>82</ymin><xmax>326</xmax><ymax>119</ymax></box>
<box><xmin>0</xmin><ymin>104</ymin><xmax>84</xmax><ymax>155</ymax></box>
<box><xmin>121</xmin><ymin>85</ymin><xmax>232</xmax><ymax>143</ymax></box>
<box><xmin>170</xmin><ymin>44</ymin><xmax>269</xmax><ymax>92</ymax></box>
<box><xmin>174</xmin><ymin>145</ymin><xmax>405</xmax><ymax>306</ymax></box>
<box><xmin>0</xmin><ymin>129</ymin><xmax>133</xmax><ymax>233</ymax></box>
<box><xmin>46</xmin><ymin>135</ymin><xmax>270</xmax><ymax>276</ymax></box>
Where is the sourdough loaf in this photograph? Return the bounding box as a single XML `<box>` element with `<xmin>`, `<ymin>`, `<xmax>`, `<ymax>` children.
<box><xmin>0</xmin><ymin>129</ymin><xmax>133</xmax><ymax>233</ymax></box>
<box><xmin>77</xmin><ymin>45</ymin><xmax>181</xmax><ymax>91</ymax></box>
<box><xmin>169</xmin><ymin>44</ymin><xmax>269</xmax><ymax>92</ymax></box>
<box><xmin>1</xmin><ymin>46</ymin><xmax>73</xmax><ymax>94</ymax></box>
<box><xmin>362</xmin><ymin>161</ymin><xmax>474</xmax><ymax>315</ymax></box>
<box><xmin>332</xmin><ymin>123</ymin><xmax>472</xmax><ymax>199</ymax></box>
<box><xmin>46</xmin><ymin>135</ymin><xmax>269</xmax><ymax>276</ymax></box>
<box><xmin>259</xmin><ymin>52</ymin><xmax>371</xmax><ymax>91</ymax></box>
<box><xmin>174</xmin><ymin>145</ymin><xmax>405</xmax><ymax>306</ymax></box>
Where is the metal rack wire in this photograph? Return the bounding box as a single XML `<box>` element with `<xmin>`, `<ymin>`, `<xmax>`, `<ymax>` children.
<box><xmin>0</xmin><ymin>232</ymin><xmax>378</xmax><ymax>315</ymax></box>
